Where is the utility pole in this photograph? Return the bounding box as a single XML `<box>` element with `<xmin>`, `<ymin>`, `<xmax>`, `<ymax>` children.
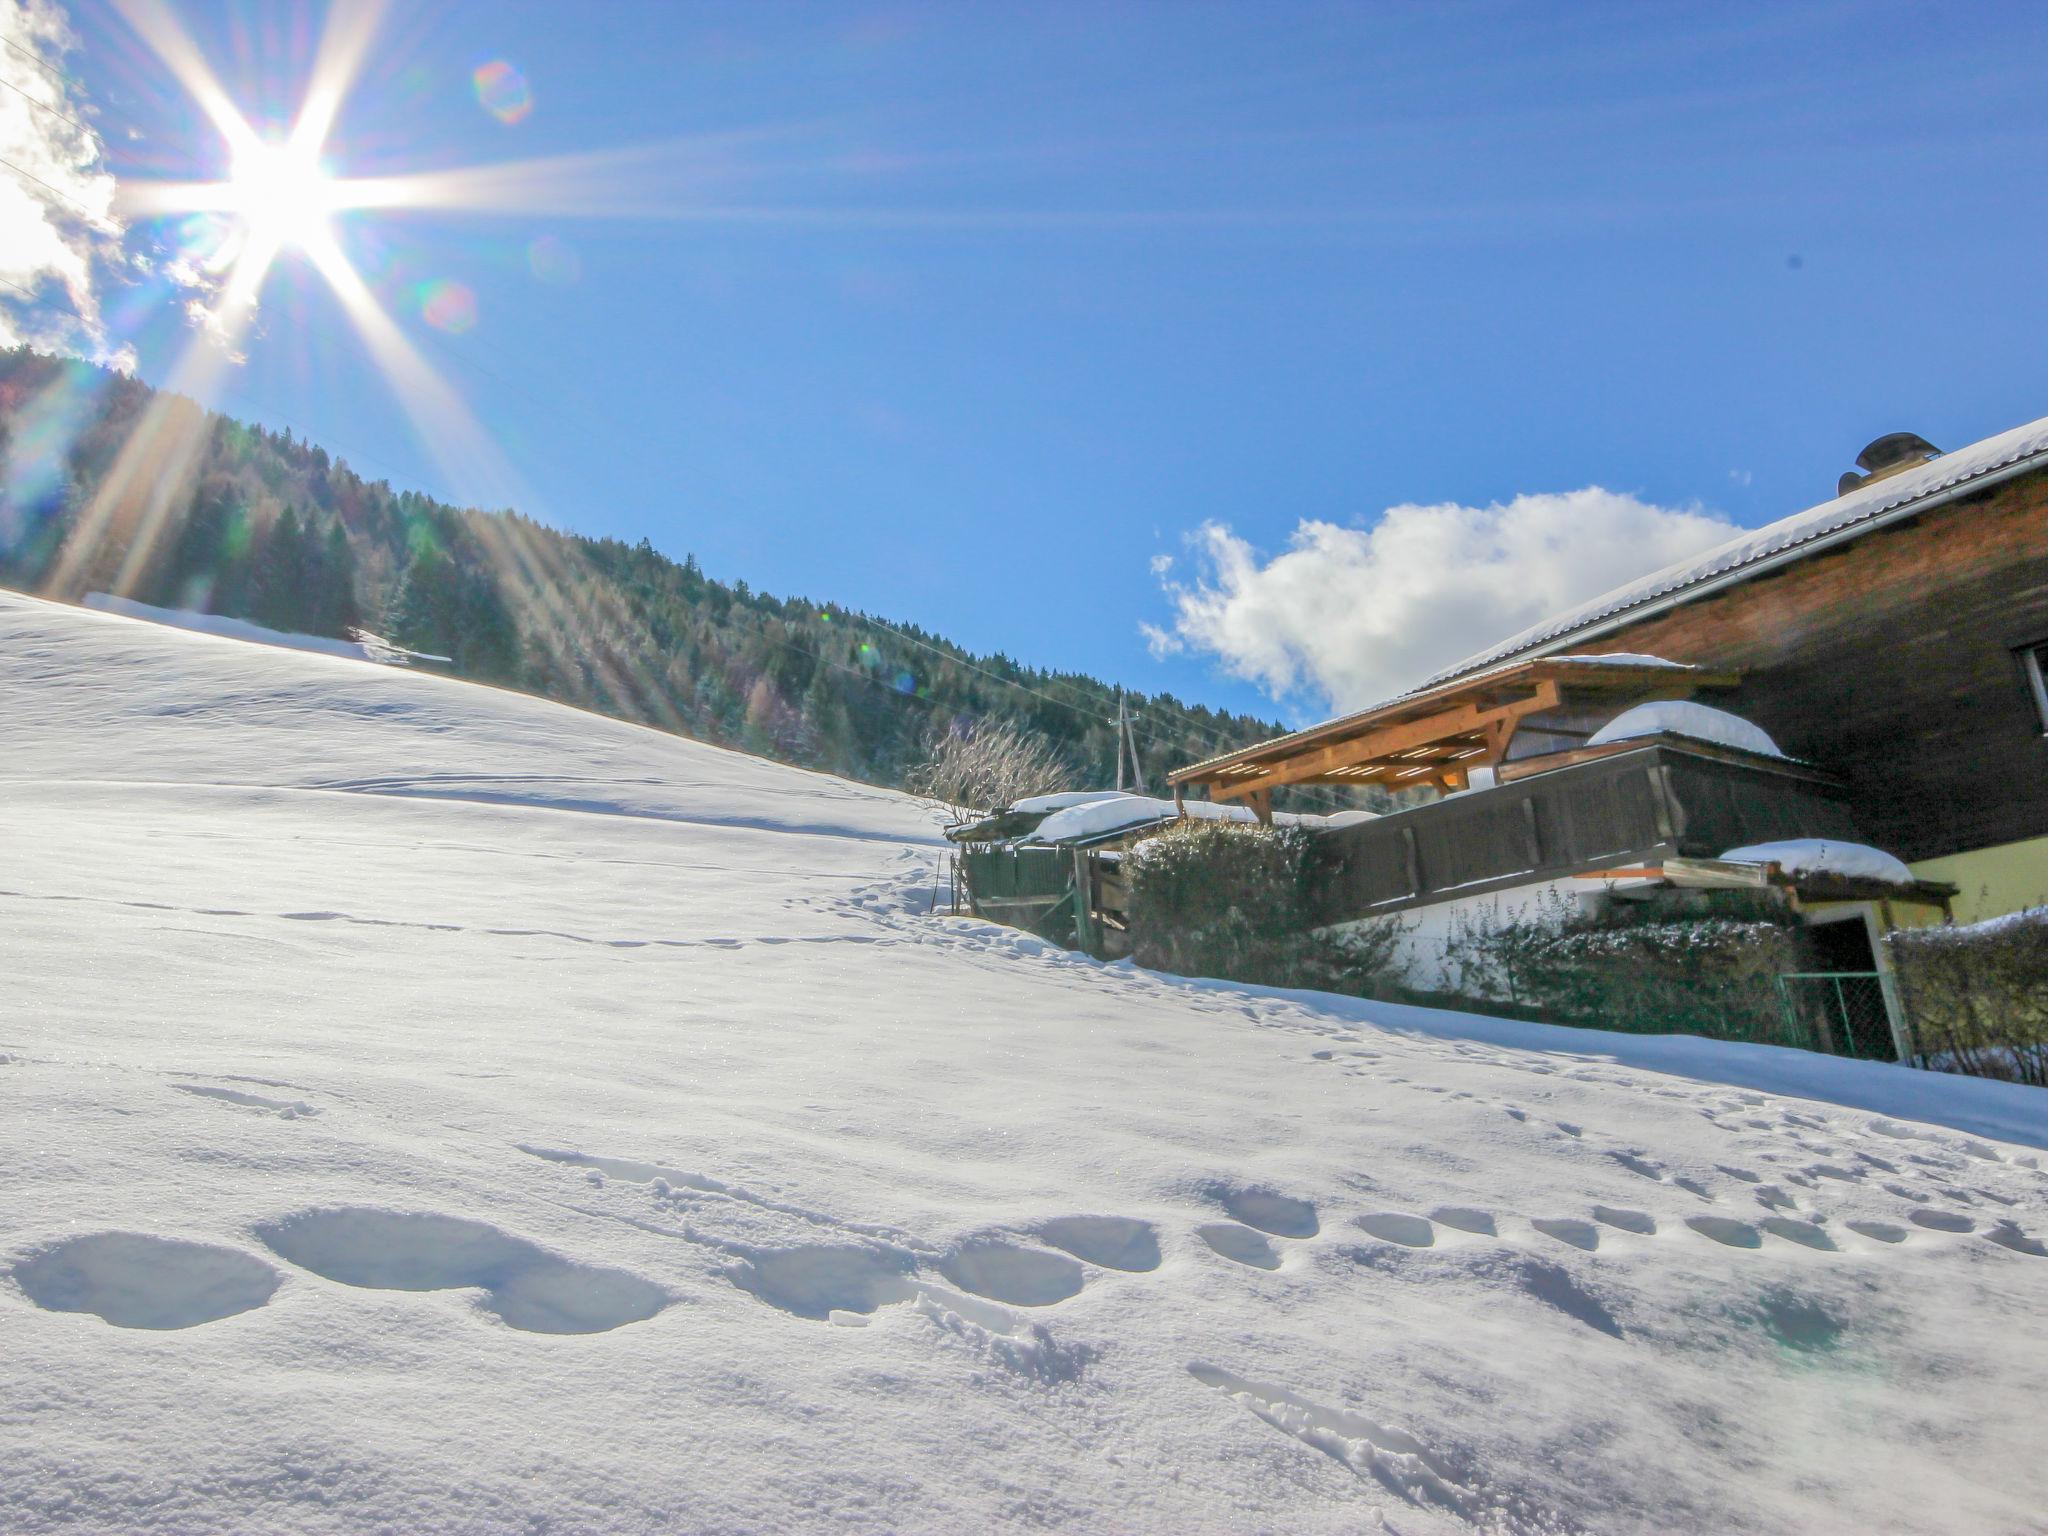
<box><xmin>1115</xmin><ymin>689</ymin><xmax>1126</xmax><ymax>792</ymax></box>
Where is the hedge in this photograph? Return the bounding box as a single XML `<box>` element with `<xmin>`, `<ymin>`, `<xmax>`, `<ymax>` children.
<box><xmin>1887</xmin><ymin>907</ymin><xmax>2048</xmax><ymax>1085</ymax></box>
<box><xmin>1125</xmin><ymin>821</ymin><xmax>1403</xmax><ymax>996</ymax></box>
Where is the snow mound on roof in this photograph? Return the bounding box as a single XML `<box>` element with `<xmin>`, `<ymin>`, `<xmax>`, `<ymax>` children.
<box><xmin>1026</xmin><ymin>795</ymin><xmax>1224</xmax><ymax>843</ymax></box>
<box><xmin>1324</xmin><ymin>808</ymin><xmax>1381</xmax><ymax>827</ymax></box>
<box><xmin>1587</xmin><ymin>700</ymin><xmax>1784</xmax><ymax>758</ymax></box>
<box><xmin>1721</xmin><ymin>838</ymin><xmax>1916</xmax><ymax>886</ymax></box>
<box><xmin>1007</xmin><ymin>790</ymin><xmax>1130</xmax><ymax>815</ymax></box>
<box><xmin>1549</xmin><ymin>652</ymin><xmax>1689</xmax><ymax>668</ymax></box>
<box><xmin>1023</xmin><ymin>795</ymin><xmax>1339</xmax><ymax>844</ymax></box>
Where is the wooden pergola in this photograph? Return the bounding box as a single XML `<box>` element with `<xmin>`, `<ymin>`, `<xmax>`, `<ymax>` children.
<box><xmin>1169</xmin><ymin>655</ymin><xmax>1740</xmax><ymax>820</ymax></box>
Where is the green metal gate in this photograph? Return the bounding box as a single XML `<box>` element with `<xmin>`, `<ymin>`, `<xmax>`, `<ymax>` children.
<box><xmin>956</xmin><ymin>845</ymin><xmax>1081</xmax><ymax>944</ymax></box>
<box><xmin>1775</xmin><ymin>971</ymin><xmax>1909</xmax><ymax>1062</ymax></box>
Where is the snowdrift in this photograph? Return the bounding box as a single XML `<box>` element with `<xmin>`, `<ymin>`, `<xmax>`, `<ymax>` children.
<box><xmin>2</xmin><ymin>588</ymin><xmax>2044</xmax><ymax>1536</ymax></box>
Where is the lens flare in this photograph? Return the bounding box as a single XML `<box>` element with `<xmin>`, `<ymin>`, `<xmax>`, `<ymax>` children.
<box><xmin>417</xmin><ymin>278</ymin><xmax>477</xmax><ymax>333</ymax></box>
<box><xmin>59</xmin><ymin>0</ymin><xmax>713</xmax><ymax>732</ymax></box>
<box><xmin>472</xmin><ymin>61</ymin><xmax>533</xmax><ymax>125</ymax></box>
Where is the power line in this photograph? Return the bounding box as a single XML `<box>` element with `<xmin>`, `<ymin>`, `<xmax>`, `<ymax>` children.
<box><xmin>0</xmin><ymin>153</ymin><xmax>118</xmax><ymax>233</ymax></box>
<box><xmin>0</xmin><ymin>36</ymin><xmax>70</xmax><ymax>87</ymax></box>
<box><xmin>0</xmin><ymin>74</ymin><xmax>99</xmax><ymax>142</ymax></box>
<box><xmin>848</xmin><ymin>609</ymin><xmax>1118</xmax><ymax>726</ymax></box>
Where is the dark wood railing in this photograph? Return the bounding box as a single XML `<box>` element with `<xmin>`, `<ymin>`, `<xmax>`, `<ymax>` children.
<box><xmin>1314</xmin><ymin>737</ymin><xmax>1858</xmax><ymax>924</ymax></box>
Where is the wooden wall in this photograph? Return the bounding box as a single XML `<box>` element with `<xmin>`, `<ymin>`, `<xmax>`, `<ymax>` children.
<box><xmin>1317</xmin><ymin>743</ymin><xmax>1858</xmax><ymax>922</ymax></box>
<box><xmin>1568</xmin><ymin>470</ymin><xmax>2048</xmax><ymax>864</ymax></box>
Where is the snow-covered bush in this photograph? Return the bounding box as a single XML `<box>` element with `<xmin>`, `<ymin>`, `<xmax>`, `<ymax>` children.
<box><xmin>1439</xmin><ymin>891</ymin><xmax>1807</xmax><ymax>1044</ymax></box>
<box><xmin>1126</xmin><ymin>821</ymin><xmax>1404</xmax><ymax>995</ymax></box>
<box><xmin>1887</xmin><ymin>907</ymin><xmax>2048</xmax><ymax>1086</ymax></box>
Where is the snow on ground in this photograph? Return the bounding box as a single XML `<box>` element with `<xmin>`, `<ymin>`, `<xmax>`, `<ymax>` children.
<box><xmin>3</xmin><ymin>589</ymin><xmax>2046</xmax><ymax>1535</ymax></box>
<box><xmin>83</xmin><ymin>592</ymin><xmax>382</xmax><ymax>663</ymax></box>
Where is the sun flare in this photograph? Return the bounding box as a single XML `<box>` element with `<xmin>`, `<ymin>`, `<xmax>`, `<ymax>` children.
<box><xmin>225</xmin><ymin>141</ymin><xmax>340</xmax><ymax>255</ymax></box>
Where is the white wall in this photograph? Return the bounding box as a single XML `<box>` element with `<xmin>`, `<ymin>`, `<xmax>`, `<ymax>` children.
<box><xmin>1316</xmin><ymin>874</ymin><xmax>1662</xmax><ymax>992</ymax></box>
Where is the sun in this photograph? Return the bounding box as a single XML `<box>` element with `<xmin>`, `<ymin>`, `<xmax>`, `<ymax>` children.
<box><xmin>224</xmin><ymin>140</ymin><xmax>340</xmax><ymax>255</ymax></box>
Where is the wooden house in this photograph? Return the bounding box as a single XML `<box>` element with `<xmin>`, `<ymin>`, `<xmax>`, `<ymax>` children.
<box><xmin>1168</xmin><ymin>417</ymin><xmax>2048</xmax><ymax>1052</ymax></box>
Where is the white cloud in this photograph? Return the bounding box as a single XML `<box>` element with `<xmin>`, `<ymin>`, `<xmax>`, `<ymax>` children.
<box><xmin>0</xmin><ymin>0</ymin><xmax>123</xmax><ymax>359</ymax></box>
<box><xmin>1148</xmin><ymin>489</ymin><xmax>1744</xmax><ymax>714</ymax></box>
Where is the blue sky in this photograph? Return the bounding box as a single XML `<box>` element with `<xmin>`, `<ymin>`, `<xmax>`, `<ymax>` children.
<box><xmin>19</xmin><ymin>1</ymin><xmax>2048</xmax><ymax>723</ymax></box>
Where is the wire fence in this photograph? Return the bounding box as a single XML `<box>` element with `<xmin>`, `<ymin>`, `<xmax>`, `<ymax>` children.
<box><xmin>1774</xmin><ymin>971</ymin><xmax>1905</xmax><ymax>1062</ymax></box>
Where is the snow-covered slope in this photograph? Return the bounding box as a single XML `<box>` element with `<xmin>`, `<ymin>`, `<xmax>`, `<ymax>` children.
<box><xmin>3</xmin><ymin>589</ymin><xmax>2044</xmax><ymax>1535</ymax></box>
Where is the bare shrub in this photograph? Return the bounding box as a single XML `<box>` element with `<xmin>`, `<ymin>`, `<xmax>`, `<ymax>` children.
<box><xmin>907</xmin><ymin>719</ymin><xmax>1073</xmax><ymax>821</ymax></box>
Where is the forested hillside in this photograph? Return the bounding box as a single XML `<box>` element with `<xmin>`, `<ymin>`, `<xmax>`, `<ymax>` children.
<box><xmin>0</xmin><ymin>347</ymin><xmax>1298</xmax><ymax>796</ymax></box>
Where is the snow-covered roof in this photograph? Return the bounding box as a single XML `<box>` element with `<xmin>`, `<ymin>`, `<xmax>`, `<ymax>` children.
<box><xmin>1007</xmin><ymin>790</ymin><xmax>1131</xmax><ymax>815</ymax></box>
<box><xmin>1586</xmin><ymin>700</ymin><xmax>1785</xmax><ymax>759</ymax></box>
<box><xmin>1547</xmin><ymin>652</ymin><xmax>1688</xmax><ymax>669</ymax></box>
<box><xmin>1021</xmin><ymin>794</ymin><xmax>1335</xmax><ymax>845</ymax></box>
<box><xmin>1425</xmin><ymin>411</ymin><xmax>2048</xmax><ymax>688</ymax></box>
<box><xmin>1323</xmin><ymin>808</ymin><xmax>1381</xmax><ymax>828</ymax></box>
<box><xmin>1720</xmin><ymin>838</ymin><xmax>1916</xmax><ymax>886</ymax></box>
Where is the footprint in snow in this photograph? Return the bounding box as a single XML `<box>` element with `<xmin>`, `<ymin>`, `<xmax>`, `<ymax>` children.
<box><xmin>1035</xmin><ymin>1215</ymin><xmax>1160</xmax><ymax>1273</ymax></box>
<box><xmin>1197</xmin><ymin>1223</ymin><xmax>1281</xmax><ymax>1270</ymax></box>
<box><xmin>1608</xmin><ymin>1151</ymin><xmax>1665</xmax><ymax>1182</ymax></box>
<box><xmin>1205</xmin><ymin>1184</ymin><xmax>1318</xmax><ymax>1239</ymax></box>
<box><xmin>1530</xmin><ymin>1218</ymin><xmax>1601</xmax><ymax>1252</ymax></box>
<box><xmin>1984</xmin><ymin>1221</ymin><xmax>2048</xmax><ymax>1258</ymax></box>
<box><xmin>1909</xmin><ymin>1208</ymin><xmax>1974</xmax><ymax>1234</ymax></box>
<box><xmin>730</xmin><ymin>1241</ymin><xmax>918</xmax><ymax>1321</ymax></box>
<box><xmin>940</xmin><ymin>1241</ymin><xmax>1086</xmax><ymax>1306</ymax></box>
<box><xmin>1760</xmin><ymin>1217</ymin><xmax>1836</xmax><ymax>1251</ymax></box>
<box><xmin>12</xmin><ymin>1232</ymin><xmax>281</xmax><ymax>1330</ymax></box>
<box><xmin>1430</xmin><ymin>1206</ymin><xmax>1497</xmax><ymax>1237</ymax></box>
<box><xmin>1687</xmin><ymin>1216</ymin><xmax>1762</xmax><ymax>1249</ymax></box>
<box><xmin>255</xmin><ymin>1208</ymin><xmax>668</xmax><ymax>1334</ymax></box>
<box><xmin>727</xmin><ymin>1240</ymin><xmax>1095</xmax><ymax>1378</ymax></box>
<box><xmin>1355</xmin><ymin>1212</ymin><xmax>1436</xmax><ymax>1248</ymax></box>
<box><xmin>1592</xmin><ymin>1206</ymin><xmax>1656</xmax><ymax>1236</ymax></box>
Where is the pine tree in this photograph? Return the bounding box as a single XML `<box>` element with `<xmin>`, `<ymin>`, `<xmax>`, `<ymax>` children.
<box><xmin>244</xmin><ymin>507</ymin><xmax>310</xmax><ymax>631</ymax></box>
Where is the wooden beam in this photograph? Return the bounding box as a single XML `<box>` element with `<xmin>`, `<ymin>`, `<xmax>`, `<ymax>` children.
<box><xmin>1482</xmin><ymin>716</ymin><xmax>1517</xmax><ymax>764</ymax></box>
<box><xmin>1202</xmin><ymin>681</ymin><xmax>1560</xmax><ymax>801</ymax></box>
<box><xmin>1170</xmin><ymin>657</ymin><xmax>1741</xmax><ymax>786</ymax></box>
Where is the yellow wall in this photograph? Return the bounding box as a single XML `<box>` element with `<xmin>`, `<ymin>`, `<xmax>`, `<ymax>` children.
<box><xmin>1911</xmin><ymin>834</ymin><xmax>2048</xmax><ymax>924</ymax></box>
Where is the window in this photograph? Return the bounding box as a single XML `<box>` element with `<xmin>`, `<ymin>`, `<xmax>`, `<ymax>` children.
<box><xmin>2023</xmin><ymin>642</ymin><xmax>2048</xmax><ymax>734</ymax></box>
